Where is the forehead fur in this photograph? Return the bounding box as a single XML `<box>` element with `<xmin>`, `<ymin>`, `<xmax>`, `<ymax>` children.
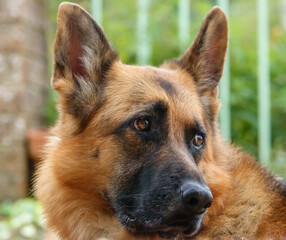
<box><xmin>88</xmin><ymin>61</ymin><xmax>205</xmax><ymax>133</ymax></box>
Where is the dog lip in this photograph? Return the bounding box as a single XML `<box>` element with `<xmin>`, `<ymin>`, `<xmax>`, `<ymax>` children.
<box><xmin>158</xmin><ymin>230</ymin><xmax>179</xmax><ymax>239</ymax></box>
<box><xmin>183</xmin><ymin>227</ymin><xmax>198</xmax><ymax>236</ymax></box>
<box><xmin>118</xmin><ymin>212</ymin><xmax>202</xmax><ymax>237</ymax></box>
<box><xmin>124</xmin><ymin>223</ymin><xmax>198</xmax><ymax>240</ymax></box>
<box><xmin>123</xmin><ymin>218</ymin><xmax>198</xmax><ymax>238</ymax></box>
<box><xmin>167</xmin><ymin>220</ymin><xmax>190</xmax><ymax>228</ymax></box>
<box><xmin>119</xmin><ymin>212</ymin><xmax>140</xmax><ymax>229</ymax></box>
<box><xmin>125</xmin><ymin>213</ymin><xmax>137</xmax><ymax>222</ymax></box>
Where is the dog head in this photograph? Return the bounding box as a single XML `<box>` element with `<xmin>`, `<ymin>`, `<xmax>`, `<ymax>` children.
<box><xmin>37</xmin><ymin>2</ymin><xmax>228</xmax><ymax>239</ymax></box>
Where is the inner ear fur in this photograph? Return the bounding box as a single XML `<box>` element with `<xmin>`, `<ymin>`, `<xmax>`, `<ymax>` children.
<box><xmin>52</xmin><ymin>2</ymin><xmax>118</xmax><ymax>130</ymax></box>
<box><xmin>176</xmin><ymin>6</ymin><xmax>228</xmax><ymax>97</ymax></box>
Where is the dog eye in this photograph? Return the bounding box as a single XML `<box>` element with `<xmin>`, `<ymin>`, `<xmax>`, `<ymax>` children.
<box><xmin>192</xmin><ymin>134</ymin><xmax>204</xmax><ymax>149</ymax></box>
<box><xmin>134</xmin><ymin>117</ymin><xmax>151</xmax><ymax>132</ymax></box>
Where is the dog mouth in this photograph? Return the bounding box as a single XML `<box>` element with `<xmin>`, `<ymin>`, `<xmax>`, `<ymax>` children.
<box><xmin>157</xmin><ymin>225</ymin><xmax>199</xmax><ymax>239</ymax></box>
<box><xmin>118</xmin><ymin>213</ymin><xmax>203</xmax><ymax>239</ymax></box>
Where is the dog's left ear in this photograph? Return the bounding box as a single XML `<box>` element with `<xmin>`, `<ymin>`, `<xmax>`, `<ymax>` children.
<box><xmin>52</xmin><ymin>3</ymin><xmax>118</xmax><ymax>131</ymax></box>
<box><xmin>176</xmin><ymin>7</ymin><xmax>228</xmax><ymax>98</ymax></box>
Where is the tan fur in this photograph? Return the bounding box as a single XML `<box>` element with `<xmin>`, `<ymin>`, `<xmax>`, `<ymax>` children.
<box><xmin>35</xmin><ymin>2</ymin><xmax>286</xmax><ymax>240</ymax></box>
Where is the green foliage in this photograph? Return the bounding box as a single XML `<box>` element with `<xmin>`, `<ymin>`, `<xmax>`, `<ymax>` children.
<box><xmin>44</xmin><ymin>0</ymin><xmax>286</xmax><ymax>177</ymax></box>
<box><xmin>43</xmin><ymin>90</ymin><xmax>58</xmax><ymax>126</ymax></box>
<box><xmin>229</xmin><ymin>0</ymin><xmax>259</xmax><ymax>157</ymax></box>
<box><xmin>228</xmin><ymin>0</ymin><xmax>286</xmax><ymax>176</ymax></box>
<box><xmin>0</xmin><ymin>199</ymin><xmax>112</xmax><ymax>240</ymax></box>
<box><xmin>0</xmin><ymin>199</ymin><xmax>45</xmax><ymax>240</ymax></box>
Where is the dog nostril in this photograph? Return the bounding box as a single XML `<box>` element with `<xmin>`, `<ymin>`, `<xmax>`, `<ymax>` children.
<box><xmin>198</xmin><ymin>201</ymin><xmax>212</xmax><ymax>214</ymax></box>
<box><xmin>188</xmin><ymin>197</ymin><xmax>199</xmax><ymax>206</ymax></box>
<box><xmin>204</xmin><ymin>201</ymin><xmax>212</xmax><ymax>209</ymax></box>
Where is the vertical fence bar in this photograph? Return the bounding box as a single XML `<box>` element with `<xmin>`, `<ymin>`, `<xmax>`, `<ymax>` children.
<box><xmin>91</xmin><ymin>0</ymin><xmax>102</xmax><ymax>25</ymax></box>
<box><xmin>258</xmin><ymin>0</ymin><xmax>271</xmax><ymax>166</ymax></box>
<box><xmin>282</xmin><ymin>0</ymin><xmax>286</xmax><ymax>30</ymax></box>
<box><xmin>217</xmin><ymin>0</ymin><xmax>231</xmax><ymax>141</ymax></box>
<box><xmin>137</xmin><ymin>0</ymin><xmax>151</xmax><ymax>65</ymax></box>
<box><xmin>178</xmin><ymin>0</ymin><xmax>191</xmax><ymax>53</ymax></box>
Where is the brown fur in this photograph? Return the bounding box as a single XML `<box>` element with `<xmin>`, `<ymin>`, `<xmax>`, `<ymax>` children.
<box><xmin>35</xmin><ymin>2</ymin><xmax>286</xmax><ymax>240</ymax></box>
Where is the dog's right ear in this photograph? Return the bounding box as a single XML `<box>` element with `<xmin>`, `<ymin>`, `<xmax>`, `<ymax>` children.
<box><xmin>53</xmin><ymin>2</ymin><xmax>118</xmax><ymax>124</ymax></box>
<box><xmin>175</xmin><ymin>7</ymin><xmax>228</xmax><ymax>97</ymax></box>
<box><xmin>172</xmin><ymin>7</ymin><xmax>228</xmax><ymax>121</ymax></box>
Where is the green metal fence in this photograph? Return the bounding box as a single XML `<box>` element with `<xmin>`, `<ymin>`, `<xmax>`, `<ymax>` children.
<box><xmin>91</xmin><ymin>0</ymin><xmax>271</xmax><ymax>166</ymax></box>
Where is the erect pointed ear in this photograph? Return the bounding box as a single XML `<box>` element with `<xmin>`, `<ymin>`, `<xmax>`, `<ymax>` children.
<box><xmin>176</xmin><ymin>7</ymin><xmax>228</xmax><ymax>97</ymax></box>
<box><xmin>53</xmin><ymin>2</ymin><xmax>118</xmax><ymax>130</ymax></box>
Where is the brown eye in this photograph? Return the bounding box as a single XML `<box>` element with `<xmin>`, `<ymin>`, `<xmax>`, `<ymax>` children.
<box><xmin>192</xmin><ymin>134</ymin><xmax>204</xmax><ymax>149</ymax></box>
<box><xmin>134</xmin><ymin>118</ymin><xmax>151</xmax><ymax>132</ymax></box>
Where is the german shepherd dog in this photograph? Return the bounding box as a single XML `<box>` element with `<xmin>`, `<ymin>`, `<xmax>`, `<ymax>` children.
<box><xmin>35</xmin><ymin>2</ymin><xmax>286</xmax><ymax>240</ymax></box>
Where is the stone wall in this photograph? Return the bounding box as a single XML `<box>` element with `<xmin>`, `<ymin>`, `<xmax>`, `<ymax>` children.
<box><xmin>0</xmin><ymin>0</ymin><xmax>49</xmax><ymax>200</ymax></box>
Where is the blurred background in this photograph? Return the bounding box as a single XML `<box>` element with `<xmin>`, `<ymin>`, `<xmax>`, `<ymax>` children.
<box><xmin>0</xmin><ymin>0</ymin><xmax>285</xmax><ymax>239</ymax></box>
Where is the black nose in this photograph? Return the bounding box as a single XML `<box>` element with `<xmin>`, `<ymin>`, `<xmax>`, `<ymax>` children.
<box><xmin>180</xmin><ymin>181</ymin><xmax>213</xmax><ymax>215</ymax></box>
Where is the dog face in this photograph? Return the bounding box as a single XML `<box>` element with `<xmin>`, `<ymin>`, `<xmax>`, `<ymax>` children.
<box><xmin>40</xmin><ymin>3</ymin><xmax>228</xmax><ymax>239</ymax></box>
<box><xmin>101</xmin><ymin>65</ymin><xmax>214</xmax><ymax>238</ymax></box>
